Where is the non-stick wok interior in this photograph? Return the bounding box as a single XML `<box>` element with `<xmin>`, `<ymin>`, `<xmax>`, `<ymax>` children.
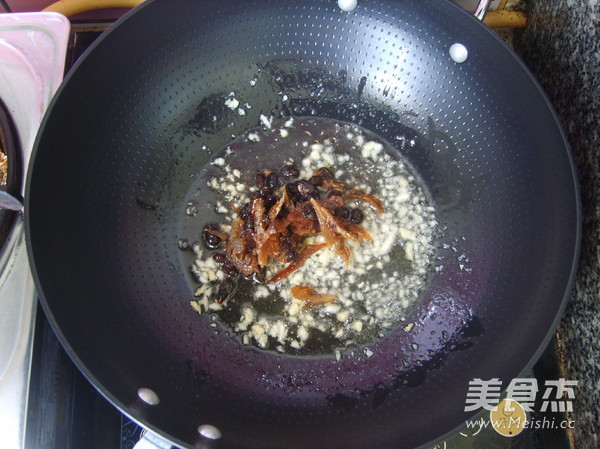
<box><xmin>26</xmin><ymin>1</ymin><xmax>579</xmax><ymax>448</ymax></box>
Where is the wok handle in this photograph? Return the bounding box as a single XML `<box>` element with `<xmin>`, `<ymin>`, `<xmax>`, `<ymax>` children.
<box><xmin>473</xmin><ymin>0</ymin><xmax>492</xmax><ymax>20</ymax></box>
<box><xmin>0</xmin><ymin>191</ymin><xmax>23</xmax><ymax>211</ymax></box>
<box><xmin>133</xmin><ymin>430</ymin><xmax>174</xmax><ymax>449</ymax></box>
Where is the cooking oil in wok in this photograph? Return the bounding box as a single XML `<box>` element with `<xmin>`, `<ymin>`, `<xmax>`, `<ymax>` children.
<box><xmin>182</xmin><ymin>117</ymin><xmax>437</xmax><ymax>356</ymax></box>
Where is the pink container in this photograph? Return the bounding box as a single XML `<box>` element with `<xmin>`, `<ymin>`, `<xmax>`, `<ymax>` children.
<box><xmin>0</xmin><ymin>12</ymin><xmax>69</xmax><ymax>449</ymax></box>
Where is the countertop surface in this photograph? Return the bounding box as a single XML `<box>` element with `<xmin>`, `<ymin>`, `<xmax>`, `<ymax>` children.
<box><xmin>514</xmin><ymin>1</ymin><xmax>599</xmax><ymax>448</ymax></box>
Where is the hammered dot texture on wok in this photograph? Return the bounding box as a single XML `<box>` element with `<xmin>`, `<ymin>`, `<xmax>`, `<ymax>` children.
<box><xmin>26</xmin><ymin>1</ymin><xmax>578</xmax><ymax>449</ymax></box>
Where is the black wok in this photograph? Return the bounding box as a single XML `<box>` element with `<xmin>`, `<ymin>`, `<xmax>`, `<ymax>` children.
<box><xmin>25</xmin><ymin>1</ymin><xmax>580</xmax><ymax>448</ymax></box>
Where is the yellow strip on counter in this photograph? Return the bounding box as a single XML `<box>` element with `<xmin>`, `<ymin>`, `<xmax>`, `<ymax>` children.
<box><xmin>43</xmin><ymin>0</ymin><xmax>146</xmax><ymax>17</ymax></box>
<box><xmin>484</xmin><ymin>11</ymin><xmax>528</xmax><ymax>28</ymax></box>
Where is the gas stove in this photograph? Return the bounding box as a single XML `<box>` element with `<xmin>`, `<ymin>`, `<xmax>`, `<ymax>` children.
<box><xmin>0</xmin><ymin>16</ymin><xmax>574</xmax><ymax>449</ymax></box>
